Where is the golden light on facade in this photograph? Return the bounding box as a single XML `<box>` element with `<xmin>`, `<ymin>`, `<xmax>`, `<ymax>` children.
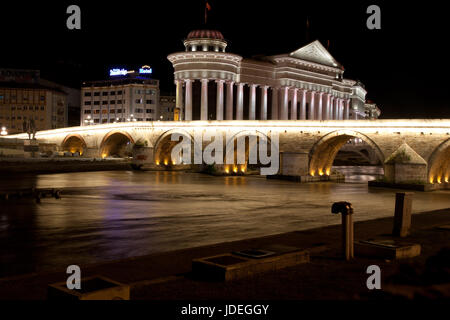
<box><xmin>310</xmin><ymin>171</ymin><xmax>315</xmax><ymax>176</ymax></box>
<box><xmin>241</xmin><ymin>166</ymin><xmax>245</xmax><ymax>173</ymax></box>
<box><xmin>233</xmin><ymin>166</ymin><xmax>238</xmax><ymax>173</ymax></box>
<box><xmin>437</xmin><ymin>177</ymin><xmax>442</xmax><ymax>184</ymax></box>
<box><xmin>164</xmin><ymin>159</ymin><xmax>168</xmax><ymax>165</ymax></box>
<box><xmin>318</xmin><ymin>170</ymin><xmax>324</xmax><ymax>176</ymax></box>
<box><xmin>430</xmin><ymin>177</ymin><xmax>434</xmax><ymax>184</ymax></box>
<box><xmin>326</xmin><ymin>169</ymin><xmax>331</xmax><ymax>176</ymax></box>
<box><xmin>101</xmin><ymin>153</ymin><xmax>107</xmax><ymax>159</ymax></box>
<box><xmin>155</xmin><ymin>160</ymin><xmax>160</xmax><ymax>165</ymax></box>
<box><xmin>445</xmin><ymin>177</ymin><xmax>449</xmax><ymax>183</ymax></box>
<box><xmin>225</xmin><ymin>166</ymin><xmax>229</xmax><ymax>174</ymax></box>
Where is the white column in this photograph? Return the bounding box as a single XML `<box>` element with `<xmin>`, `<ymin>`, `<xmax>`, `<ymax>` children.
<box><xmin>201</xmin><ymin>79</ymin><xmax>208</xmax><ymax>120</ymax></box>
<box><xmin>184</xmin><ymin>79</ymin><xmax>193</xmax><ymax>121</ymax></box>
<box><xmin>280</xmin><ymin>86</ymin><xmax>289</xmax><ymax>120</ymax></box>
<box><xmin>344</xmin><ymin>99</ymin><xmax>350</xmax><ymax>120</ymax></box>
<box><xmin>300</xmin><ymin>89</ymin><xmax>307</xmax><ymax>120</ymax></box>
<box><xmin>226</xmin><ymin>81</ymin><xmax>234</xmax><ymax>120</ymax></box>
<box><xmin>236</xmin><ymin>83</ymin><xmax>244</xmax><ymax>120</ymax></box>
<box><xmin>249</xmin><ymin>84</ymin><xmax>257</xmax><ymax>120</ymax></box>
<box><xmin>334</xmin><ymin>98</ymin><xmax>339</xmax><ymax>120</ymax></box>
<box><xmin>290</xmin><ymin>88</ymin><xmax>298</xmax><ymax>120</ymax></box>
<box><xmin>329</xmin><ymin>96</ymin><xmax>334</xmax><ymax>120</ymax></box>
<box><xmin>271</xmin><ymin>87</ymin><xmax>279</xmax><ymax>120</ymax></box>
<box><xmin>316</xmin><ymin>92</ymin><xmax>324</xmax><ymax>120</ymax></box>
<box><xmin>308</xmin><ymin>91</ymin><xmax>315</xmax><ymax>120</ymax></box>
<box><xmin>216</xmin><ymin>80</ymin><xmax>224</xmax><ymax>120</ymax></box>
<box><xmin>323</xmin><ymin>93</ymin><xmax>331</xmax><ymax>120</ymax></box>
<box><xmin>175</xmin><ymin>79</ymin><xmax>183</xmax><ymax>120</ymax></box>
<box><xmin>339</xmin><ymin>99</ymin><xmax>344</xmax><ymax>120</ymax></box>
<box><xmin>260</xmin><ymin>85</ymin><xmax>268</xmax><ymax>120</ymax></box>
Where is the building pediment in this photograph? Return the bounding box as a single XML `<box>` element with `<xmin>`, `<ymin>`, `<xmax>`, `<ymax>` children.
<box><xmin>289</xmin><ymin>40</ymin><xmax>341</xmax><ymax>68</ymax></box>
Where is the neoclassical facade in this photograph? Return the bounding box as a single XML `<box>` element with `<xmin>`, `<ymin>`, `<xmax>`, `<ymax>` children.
<box><xmin>168</xmin><ymin>29</ymin><xmax>369</xmax><ymax>121</ymax></box>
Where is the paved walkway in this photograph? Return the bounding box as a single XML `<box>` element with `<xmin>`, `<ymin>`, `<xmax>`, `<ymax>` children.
<box><xmin>1</xmin><ymin>208</ymin><xmax>450</xmax><ymax>300</ymax></box>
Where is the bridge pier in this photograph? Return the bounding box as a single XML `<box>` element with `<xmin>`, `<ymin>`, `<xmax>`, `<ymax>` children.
<box><xmin>83</xmin><ymin>148</ymin><xmax>100</xmax><ymax>158</ymax></box>
<box><xmin>268</xmin><ymin>151</ymin><xmax>345</xmax><ymax>182</ymax></box>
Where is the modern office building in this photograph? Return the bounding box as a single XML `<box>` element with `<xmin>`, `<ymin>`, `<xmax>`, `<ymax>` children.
<box><xmin>0</xmin><ymin>69</ymin><xmax>69</xmax><ymax>134</ymax></box>
<box><xmin>168</xmin><ymin>29</ymin><xmax>375</xmax><ymax>121</ymax></box>
<box><xmin>80</xmin><ymin>66</ymin><xmax>160</xmax><ymax>126</ymax></box>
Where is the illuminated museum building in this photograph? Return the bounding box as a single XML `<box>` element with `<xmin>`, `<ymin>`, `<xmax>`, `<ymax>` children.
<box><xmin>168</xmin><ymin>30</ymin><xmax>376</xmax><ymax>121</ymax></box>
<box><xmin>81</xmin><ymin>66</ymin><xmax>160</xmax><ymax>125</ymax></box>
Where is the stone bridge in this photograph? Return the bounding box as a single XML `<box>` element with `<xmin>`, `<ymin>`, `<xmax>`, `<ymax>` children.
<box><xmin>7</xmin><ymin>120</ymin><xmax>450</xmax><ymax>187</ymax></box>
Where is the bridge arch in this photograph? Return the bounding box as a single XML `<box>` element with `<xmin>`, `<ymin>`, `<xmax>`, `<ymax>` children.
<box><xmin>61</xmin><ymin>134</ymin><xmax>87</xmax><ymax>155</ymax></box>
<box><xmin>309</xmin><ymin>130</ymin><xmax>385</xmax><ymax>176</ymax></box>
<box><xmin>224</xmin><ymin>130</ymin><xmax>277</xmax><ymax>174</ymax></box>
<box><xmin>100</xmin><ymin>131</ymin><xmax>135</xmax><ymax>158</ymax></box>
<box><xmin>154</xmin><ymin>129</ymin><xmax>198</xmax><ymax>167</ymax></box>
<box><xmin>428</xmin><ymin>138</ymin><xmax>450</xmax><ymax>184</ymax></box>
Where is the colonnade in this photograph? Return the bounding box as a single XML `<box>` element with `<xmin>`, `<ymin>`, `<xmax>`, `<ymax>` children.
<box><xmin>175</xmin><ymin>79</ymin><xmax>354</xmax><ymax>121</ymax></box>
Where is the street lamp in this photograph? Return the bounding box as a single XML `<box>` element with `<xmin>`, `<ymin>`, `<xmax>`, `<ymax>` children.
<box><xmin>0</xmin><ymin>127</ymin><xmax>7</xmax><ymax>136</ymax></box>
<box><xmin>84</xmin><ymin>115</ymin><xmax>94</xmax><ymax>126</ymax></box>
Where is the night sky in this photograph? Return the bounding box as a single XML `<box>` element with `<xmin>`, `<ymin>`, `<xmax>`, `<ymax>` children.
<box><xmin>1</xmin><ymin>0</ymin><xmax>448</xmax><ymax>118</ymax></box>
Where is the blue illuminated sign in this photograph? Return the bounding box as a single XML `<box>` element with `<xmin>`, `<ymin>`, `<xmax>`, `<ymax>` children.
<box><xmin>110</xmin><ymin>68</ymin><xmax>128</xmax><ymax>76</ymax></box>
<box><xmin>139</xmin><ymin>67</ymin><xmax>152</xmax><ymax>74</ymax></box>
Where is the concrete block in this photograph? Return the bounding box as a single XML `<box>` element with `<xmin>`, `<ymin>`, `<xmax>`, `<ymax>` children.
<box><xmin>192</xmin><ymin>247</ymin><xmax>309</xmax><ymax>281</ymax></box>
<box><xmin>48</xmin><ymin>276</ymin><xmax>130</xmax><ymax>300</ymax></box>
<box><xmin>355</xmin><ymin>239</ymin><xmax>421</xmax><ymax>259</ymax></box>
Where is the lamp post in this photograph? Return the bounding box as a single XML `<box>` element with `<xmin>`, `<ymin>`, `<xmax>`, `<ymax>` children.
<box><xmin>0</xmin><ymin>127</ymin><xmax>7</xmax><ymax>136</ymax></box>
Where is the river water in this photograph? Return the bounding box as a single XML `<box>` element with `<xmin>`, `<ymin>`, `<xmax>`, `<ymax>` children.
<box><xmin>1</xmin><ymin>166</ymin><xmax>450</xmax><ymax>277</ymax></box>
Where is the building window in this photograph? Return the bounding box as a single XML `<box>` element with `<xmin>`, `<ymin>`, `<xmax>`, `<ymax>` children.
<box><xmin>135</xmin><ymin>99</ymin><xmax>142</xmax><ymax>104</ymax></box>
<box><xmin>135</xmin><ymin>108</ymin><xmax>143</xmax><ymax>113</ymax></box>
<box><xmin>102</xmin><ymin>92</ymin><xmax>108</xmax><ymax>96</ymax></box>
<box><xmin>146</xmin><ymin>89</ymin><xmax>155</xmax><ymax>95</ymax></box>
<box><xmin>102</xmin><ymin>109</ymin><xmax>107</xmax><ymax>114</ymax></box>
<box><xmin>146</xmin><ymin>100</ymin><xmax>153</xmax><ymax>104</ymax></box>
<box><xmin>135</xmin><ymin>89</ymin><xmax>141</xmax><ymax>94</ymax></box>
<box><xmin>110</xmin><ymin>109</ymin><xmax>115</xmax><ymax>114</ymax></box>
<box><xmin>117</xmin><ymin>100</ymin><xmax>122</xmax><ymax>104</ymax></box>
<box><xmin>84</xmin><ymin>110</ymin><xmax>91</xmax><ymax>114</ymax></box>
<box><xmin>117</xmin><ymin>109</ymin><xmax>122</xmax><ymax>113</ymax></box>
<box><xmin>110</xmin><ymin>91</ymin><xmax>116</xmax><ymax>95</ymax></box>
<box><xmin>102</xmin><ymin>101</ymin><xmax>108</xmax><ymax>105</ymax></box>
<box><xmin>146</xmin><ymin>118</ymin><xmax>153</xmax><ymax>121</ymax></box>
<box><xmin>110</xmin><ymin>100</ymin><xmax>116</xmax><ymax>104</ymax></box>
<box><xmin>94</xmin><ymin>110</ymin><xmax>100</xmax><ymax>114</ymax></box>
<box><xmin>40</xmin><ymin>106</ymin><xmax>44</xmax><ymax>110</ymax></box>
<box><xmin>94</xmin><ymin>92</ymin><xmax>100</xmax><ymax>96</ymax></box>
<box><xmin>94</xmin><ymin>119</ymin><xmax>100</xmax><ymax>123</ymax></box>
<box><xmin>94</xmin><ymin>101</ymin><xmax>100</xmax><ymax>105</ymax></box>
<box><xmin>84</xmin><ymin>92</ymin><xmax>91</xmax><ymax>97</ymax></box>
<box><xmin>102</xmin><ymin>119</ymin><xmax>108</xmax><ymax>123</ymax></box>
<box><xmin>84</xmin><ymin>101</ymin><xmax>91</xmax><ymax>105</ymax></box>
<box><xmin>146</xmin><ymin>109</ymin><xmax>153</xmax><ymax>113</ymax></box>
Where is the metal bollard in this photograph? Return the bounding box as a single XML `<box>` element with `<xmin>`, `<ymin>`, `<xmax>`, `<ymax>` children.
<box><xmin>332</xmin><ymin>201</ymin><xmax>354</xmax><ymax>260</ymax></box>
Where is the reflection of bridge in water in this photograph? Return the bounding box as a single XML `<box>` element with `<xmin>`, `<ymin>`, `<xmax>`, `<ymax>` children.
<box><xmin>6</xmin><ymin>119</ymin><xmax>450</xmax><ymax>188</ymax></box>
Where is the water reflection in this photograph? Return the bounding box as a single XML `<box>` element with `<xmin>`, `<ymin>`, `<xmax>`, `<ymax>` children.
<box><xmin>0</xmin><ymin>168</ymin><xmax>449</xmax><ymax>277</ymax></box>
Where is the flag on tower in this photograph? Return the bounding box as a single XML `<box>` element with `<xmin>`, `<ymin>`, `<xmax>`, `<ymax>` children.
<box><xmin>205</xmin><ymin>1</ymin><xmax>211</xmax><ymax>24</ymax></box>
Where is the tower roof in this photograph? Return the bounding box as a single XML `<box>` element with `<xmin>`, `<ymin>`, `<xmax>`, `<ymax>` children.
<box><xmin>186</xmin><ymin>29</ymin><xmax>224</xmax><ymax>40</ymax></box>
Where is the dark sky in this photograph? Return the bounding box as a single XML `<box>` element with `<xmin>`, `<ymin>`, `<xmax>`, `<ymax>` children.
<box><xmin>1</xmin><ymin>0</ymin><xmax>448</xmax><ymax>118</ymax></box>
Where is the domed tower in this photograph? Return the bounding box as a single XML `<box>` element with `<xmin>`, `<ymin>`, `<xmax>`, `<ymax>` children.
<box><xmin>184</xmin><ymin>29</ymin><xmax>227</xmax><ymax>52</ymax></box>
<box><xmin>168</xmin><ymin>29</ymin><xmax>242</xmax><ymax>121</ymax></box>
